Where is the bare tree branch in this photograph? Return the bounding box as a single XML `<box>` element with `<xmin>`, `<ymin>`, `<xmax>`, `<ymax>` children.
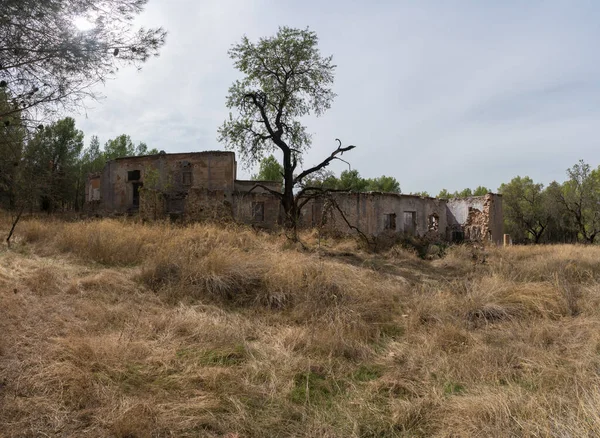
<box><xmin>294</xmin><ymin>139</ymin><xmax>355</xmax><ymax>185</ymax></box>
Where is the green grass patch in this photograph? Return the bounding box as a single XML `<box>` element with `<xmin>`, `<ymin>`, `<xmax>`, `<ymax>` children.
<box><xmin>354</xmin><ymin>365</ymin><xmax>383</xmax><ymax>382</ymax></box>
<box><xmin>290</xmin><ymin>369</ymin><xmax>344</xmax><ymax>405</ymax></box>
<box><xmin>176</xmin><ymin>344</ymin><xmax>247</xmax><ymax>366</ymax></box>
<box><xmin>443</xmin><ymin>380</ymin><xmax>465</xmax><ymax>395</ymax></box>
<box><xmin>379</xmin><ymin>323</ymin><xmax>405</xmax><ymax>340</ymax></box>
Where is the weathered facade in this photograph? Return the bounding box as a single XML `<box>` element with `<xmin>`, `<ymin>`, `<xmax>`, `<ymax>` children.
<box><xmin>85</xmin><ymin>151</ymin><xmax>503</xmax><ymax>244</ymax></box>
<box><xmin>446</xmin><ymin>195</ymin><xmax>504</xmax><ymax>245</ymax></box>
<box><xmin>299</xmin><ymin>192</ymin><xmax>503</xmax><ymax>245</ymax></box>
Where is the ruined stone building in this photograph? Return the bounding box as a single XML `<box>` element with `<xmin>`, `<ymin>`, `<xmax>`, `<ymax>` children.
<box><xmin>85</xmin><ymin>151</ymin><xmax>503</xmax><ymax>244</ymax></box>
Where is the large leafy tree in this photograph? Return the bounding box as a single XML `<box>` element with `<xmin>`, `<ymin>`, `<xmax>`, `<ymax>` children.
<box><xmin>218</xmin><ymin>27</ymin><xmax>354</xmax><ymax>226</ymax></box>
<box><xmin>0</xmin><ymin>0</ymin><xmax>166</xmax><ymax>125</ymax></box>
<box><xmin>22</xmin><ymin>117</ymin><xmax>84</xmax><ymax>211</ymax></box>
<box><xmin>367</xmin><ymin>175</ymin><xmax>400</xmax><ymax>193</ymax></box>
<box><xmin>437</xmin><ymin>189</ymin><xmax>452</xmax><ymax>199</ymax></box>
<box><xmin>0</xmin><ymin>89</ymin><xmax>26</xmax><ymax>209</ymax></box>
<box><xmin>456</xmin><ymin>188</ymin><xmax>473</xmax><ymax>198</ymax></box>
<box><xmin>544</xmin><ymin>181</ymin><xmax>579</xmax><ymax>243</ymax></box>
<box><xmin>499</xmin><ymin>176</ymin><xmax>550</xmax><ymax>243</ymax></box>
<box><xmin>473</xmin><ymin>185</ymin><xmax>490</xmax><ymax>196</ymax></box>
<box><xmin>299</xmin><ymin>169</ymin><xmax>338</xmax><ymax>190</ymax></box>
<box><xmin>551</xmin><ymin>160</ymin><xmax>600</xmax><ymax>243</ymax></box>
<box><xmin>338</xmin><ymin>170</ymin><xmax>369</xmax><ymax>192</ymax></box>
<box><xmin>104</xmin><ymin>134</ymin><xmax>156</xmax><ymax>159</ymax></box>
<box><xmin>252</xmin><ymin>154</ymin><xmax>283</xmax><ymax>183</ymax></box>
<box><xmin>436</xmin><ymin>187</ymin><xmax>490</xmax><ymax>199</ymax></box>
<box><xmin>81</xmin><ymin>135</ymin><xmax>105</xmax><ymax>173</ymax></box>
<box><xmin>299</xmin><ymin>168</ymin><xmax>400</xmax><ymax>193</ymax></box>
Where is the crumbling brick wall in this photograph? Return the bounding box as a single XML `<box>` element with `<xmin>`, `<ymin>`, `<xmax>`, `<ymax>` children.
<box><xmin>446</xmin><ymin>194</ymin><xmax>503</xmax><ymax>244</ymax></box>
<box><xmin>185</xmin><ymin>187</ymin><xmax>233</xmax><ymax>223</ymax></box>
<box><xmin>96</xmin><ymin>151</ymin><xmax>237</xmax><ymax>214</ymax></box>
<box><xmin>139</xmin><ymin>188</ymin><xmax>167</xmax><ymax>221</ymax></box>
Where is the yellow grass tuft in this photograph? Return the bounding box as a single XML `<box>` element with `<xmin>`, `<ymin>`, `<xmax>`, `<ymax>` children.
<box><xmin>2</xmin><ymin>215</ymin><xmax>600</xmax><ymax>436</ymax></box>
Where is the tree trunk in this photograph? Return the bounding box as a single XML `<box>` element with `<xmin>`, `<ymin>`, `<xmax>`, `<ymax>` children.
<box><xmin>281</xmin><ymin>149</ymin><xmax>296</xmax><ymax>230</ymax></box>
<box><xmin>586</xmin><ymin>233</ymin><xmax>596</xmax><ymax>244</ymax></box>
<box><xmin>6</xmin><ymin>206</ymin><xmax>24</xmax><ymax>248</ymax></box>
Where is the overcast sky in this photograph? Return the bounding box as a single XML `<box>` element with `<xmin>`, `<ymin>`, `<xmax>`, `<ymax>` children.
<box><xmin>74</xmin><ymin>0</ymin><xmax>600</xmax><ymax>195</ymax></box>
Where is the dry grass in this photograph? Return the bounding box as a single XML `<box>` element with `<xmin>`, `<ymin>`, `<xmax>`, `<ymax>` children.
<box><xmin>2</xmin><ymin>216</ymin><xmax>600</xmax><ymax>437</ymax></box>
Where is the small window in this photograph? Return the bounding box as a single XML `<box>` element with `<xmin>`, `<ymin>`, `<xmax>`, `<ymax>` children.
<box><xmin>384</xmin><ymin>213</ymin><xmax>396</xmax><ymax>230</ymax></box>
<box><xmin>252</xmin><ymin>202</ymin><xmax>264</xmax><ymax>222</ymax></box>
<box><xmin>128</xmin><ymin>170</ymin><xmax>140</xmax><ymax>181</ymax></box>
<box><xmin>182</xmin><ymin>171</ymin><xmax>192</xmax><ymax>186</ymax></box>
<box><xmin>428</xmin><ymin>214</ymin><xmax>439</xmax><ymax>231</ymax></box>
<box><xmin>132</xmin><ymin>182</ymin><xmax>143</xmax><ymax>207</ymax></box>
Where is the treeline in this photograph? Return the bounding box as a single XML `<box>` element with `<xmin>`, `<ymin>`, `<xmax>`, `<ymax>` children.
<box><xmin>402</xmin><ymin>163</ymin><xmax>600</xmax><ymax>245</ymax></box>
<box><xmin>0</xmin><ymin>101</ymin><xmax>155</xmax><ymax>212</ymax></box>
<box><xmin>253</xmin><ymin>155</ymin><xmax>401</xmax><ymax>193</ymax></box>
<box><xmin>253</xmin><ymin>155</ymin><xmax>494</xmax><ymax>197</ymax></box>
<box><xmin>497</xmin><ymin>161</ymin><xmax>600</xmax><ymax>244</ymax></box>
<box><xmin>440</xmin><ymin>163</ymin><xmax>600</xmax><ymax>244</ymax></box>
<box><xmin>405</xmin><ymin>187</ymin><xmax>491</xmax><ymax>198</ymax></box>
<box><xmin>436</xmin><ymin>186</ymin><xmax>491</xmax><ymax>198</ymax></box>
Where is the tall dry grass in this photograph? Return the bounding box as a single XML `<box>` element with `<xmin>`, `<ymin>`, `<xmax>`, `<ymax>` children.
<box><xmin>1</xmin><ymin>216</ymin><xmax>600</xmax><ymax>436</ymax></box>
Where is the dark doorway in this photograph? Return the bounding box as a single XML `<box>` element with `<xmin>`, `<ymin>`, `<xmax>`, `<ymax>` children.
<box><xmin>132</xmin><ymin>182</ymin><xmax>143</xmax><ymax>207</ymax></box>
<box><xmin>452</xmin><ymin>230</ymin><xmax>464</xmax><ymax>243</ymax></box>
<box><xmin>403</xmin><ymin>211</ymin><xmax>416</xmax><ymax>235</ymax></box>
<box><xmin>384</xmin><ymin>213</ymin><xmax>396</xmax><ymax>230</ymax></box>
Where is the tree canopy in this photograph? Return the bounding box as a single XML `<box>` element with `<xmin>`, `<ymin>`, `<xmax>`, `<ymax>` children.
<box><xmin>104</xmin><ymin>134</ymin><xmax>157</xmax><ymax>160</ymax></box>
<box><xmin>218</xmin><ymin>27</ymin><xmax>348</xmax><ymax>226</ymax></box>
<box><xmin>0</xmin><ymin>0</ymin><xmax>166</xmax><ymax>125</ymax></box>
<box><xmin>499</xmin><ymin>176</ymin><xmax>549</xmax><ymax>243</ymax></box>
<box><xmin>552</xmin><ymin>160</ymin><xmax>600</xmax><ymax>243</ymax></box>
<box><xmin>218</xmin><ymin>27</ymin><xmax>335</xmax><ymax>166</ymax></box>
<box><xmin>297</xmin><ymin>166</ymin><xmax>400</xmax><ymax>193</ymax></box>
<box><xmin>436</xmin><ymin>186</ymin><xmax>491</xmax><ymax>199</ymax></box>
<box><xmin>252</xmin><ymin>154</ymin><xmax>283</xmax><ymax>182</ymax></box>
<box><xmin>21</xmin><ymin>117</ymin><xmax>84</xmax><ymax>211</ymax></box>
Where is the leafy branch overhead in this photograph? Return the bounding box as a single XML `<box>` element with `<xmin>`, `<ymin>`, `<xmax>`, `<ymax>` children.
<box><xmin>0</xmin><ymin>0</ymin><xmax>167</xmax><ymax>124</ymax></box>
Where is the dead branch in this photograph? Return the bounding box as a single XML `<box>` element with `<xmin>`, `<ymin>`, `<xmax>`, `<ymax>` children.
<box><xmin>325</xmin><ymin>195</ymin><xmax>374</xmax><ymax>249</ymax></box>
<box><xmin>246</xmin><ymin>183</ymin><xmax>283</xmax><ymax>198</ymax></box>
<box><xmin>294</xmin><ymin>139</ymin><xmax>356</xmax><ymax>185</ymax></box>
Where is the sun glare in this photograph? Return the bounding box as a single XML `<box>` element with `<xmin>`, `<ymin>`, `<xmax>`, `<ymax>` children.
<box><xmin>73</xmin><ymin>16</ymin><xmax>95</xmax><ymax>31</ymax></box>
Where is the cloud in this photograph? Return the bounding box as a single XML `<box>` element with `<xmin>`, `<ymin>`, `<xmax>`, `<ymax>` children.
<box><xmin>75</xmin><ymin>0</ymin><xmax>600</xmax><ymax>195</ymax></box>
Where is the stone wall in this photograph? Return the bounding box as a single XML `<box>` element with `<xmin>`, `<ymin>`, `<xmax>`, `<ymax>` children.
<box><xmin>86</xmin><ymin>150</ymin><xmax>503</xmax><ymax>244</ymax></box>
<box><xmin>232</xmin><ymin>191</ymin><xmax>281</xmax><ymax>229</ymax></box>
<box><xmin>301</xmin><ymin>192</ymin><xmax>448</xmax><ymax>240</ymax></box>
<box><xmin>98</xmin><ymin>151</ymin><xmax>236</xmax><ymax>214</ymax></box>
<box><xmin>446</xmin><ymin>194</ymin><xmax>503</xmax><ymax>244</ymax></box>
<box><xmin>139</xmin><ymin>188</ymin><xmax>167</xmax><ymax>221</ymax></box>
<box><xmin>185</xmin><ymin>187</ymin><xmax>234</xmax><ymax>223</ymax></box>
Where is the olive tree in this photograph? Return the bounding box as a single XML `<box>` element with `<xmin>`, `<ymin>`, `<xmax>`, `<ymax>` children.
<box><xmin>553</xmin><ymin>160</ymin><xmax>600</xmax><ymax>243</ymax></box>
<box><xmin>218</xmin><ymin>27</ymin><xmax>354</xmax><ymax>227</ymax></box>
<box><xmin>499</xmin><ymin>176</ymin><xmax>550</xmax><ymax>243</ymax></box>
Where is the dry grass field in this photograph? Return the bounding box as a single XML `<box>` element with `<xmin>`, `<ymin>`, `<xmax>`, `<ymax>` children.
<box><xmin>2</xmin><ymin>215</ymin><xmax>600</xmax><ymax>437</ymax></box>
